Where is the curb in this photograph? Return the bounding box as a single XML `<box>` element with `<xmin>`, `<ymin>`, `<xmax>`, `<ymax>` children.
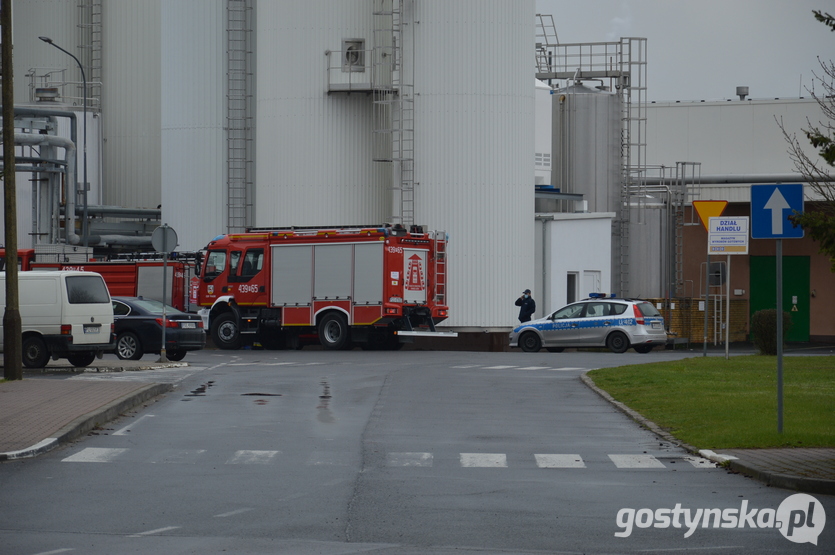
<box><xmin>579</xmin><ymin>371</ymin><xmax>835</xmax><ymax>496</ymax></box>
<box><xmin>0</xmin><ymin>382</ymin><xmax>173</xmax><ymax>461</ymax></box>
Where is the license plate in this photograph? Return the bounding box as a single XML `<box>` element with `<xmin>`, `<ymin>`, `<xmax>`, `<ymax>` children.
<box><xmin>83</xmin><ymin>325</ymin><xmax>100</xmax><ymax>334</ymax></box>
<box><xmin>181</xmin><ymin>322</ymin><xmax>196</xmax><ymax>329</ymax></box>
<box><xmin>651</xmin><ymin>322</ymin><xmax>661</xmax><ymax>329</ymax></box>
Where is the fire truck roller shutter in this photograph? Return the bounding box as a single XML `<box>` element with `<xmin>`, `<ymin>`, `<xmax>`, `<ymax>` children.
<box><xmin>353</xmin><ymin>243</ymin><xmax>383</xmax><ymax>304</ymax></box>
<box><xmin>314</xmin><ymin>245</ymin><xmax>352</xmax><ymax>300</ymax></box>
<box><xmin>271</xmin><ymin>245</ymin><xmax>313</xmax><ymax>305</ymax></box>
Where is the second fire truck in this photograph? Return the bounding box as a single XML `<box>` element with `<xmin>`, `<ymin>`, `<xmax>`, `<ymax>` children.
<box><xmin>197</xmin><ymin>224</ymin><xmax>456</xmax><ymax>350</ymax></box>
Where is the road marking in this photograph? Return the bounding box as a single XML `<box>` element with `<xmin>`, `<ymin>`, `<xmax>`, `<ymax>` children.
<box><xmin>128</xmin><ymin>526</ymin><xmax>181</xmax><ymax>538</ymax></box>
<box><xmin>113</xmin><ymin>414</ymin><xmax>155</xmax><ymax>436</ymax></box>
<box><xmin>226</xmin><ymin>450</ymin><xmax>280</xmax><ymax>464</ymax></box>
<box><xmin>387</xmin><ymin>452</ymin><xmax>433</xmax><ymax>467</ymax></box>
<box><xmin>214</xmin><ymin>508</ymin><xmax>254</xmax><ymax>518</ymax></box>
<box><xmin>451</xmin><ymin>365</ymin><xmax>480</xmax><ymax>368</ymax></box>
<box><xmin>516</xmin><ymin>366</ymin><xmax>553</xmax><ymax>370</ymax></box>
<box><xmin>148</xmin><ymin>449</ymin><xmax>207</xmax><ymax>464</ymax></box>
<box><xmin>460</xmin><ymin>453</ymin><xmax>507</xmax><ymax>467</ymax></box>
<box><xmin>482</xmin><ymin>365</ymin><xmax>518</xmax><ymax>370</ymax></box>
<box><xmin>31</xmin><ymin>550</ymin><xmax>75</xmax><ymax>555</ymax></box>
<box><xmin>535</xmin><ymin>454</ymin><xmax>586</xmax><ymax>468</ymax></box>
<box><xmin>551</xmin><ymin>367</ymin><xmax>586</xmax><ymax>371</ymax></box>
<box><xmin>608</xmin><ymin>454</ymin><xmax>666</xmax><ymax>468</ymax></box>
<box><xmin>61</xmin><ymin>447</ymin><xmax>128</xmax><ymax>463</ymax></box>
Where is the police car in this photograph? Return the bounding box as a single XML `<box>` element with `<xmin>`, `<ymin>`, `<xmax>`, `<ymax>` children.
<box><xmin>509</xmin><ymin>294</ymin><xmax>668</xmax><ymax>354</ymax></box>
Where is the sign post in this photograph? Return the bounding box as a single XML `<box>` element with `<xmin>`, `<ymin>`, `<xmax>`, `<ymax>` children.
<box><xmin>751</xmin><ymin>184</ymin><xmax>804</xmax><ymax>433</ymax></box>
<box><xmin>708</xmin><ymin>216</ymin><xmax>748</xmax><ymax>359</ymax></box>
<box><xmin>693</xmin><ymin>201</ymin><xmax>728</xmax><ymax>357</ymax></box>
<box><xmin>151</xmin><ymin>224</ymin><xmax>178</xmax><ymax>362</ymax></box>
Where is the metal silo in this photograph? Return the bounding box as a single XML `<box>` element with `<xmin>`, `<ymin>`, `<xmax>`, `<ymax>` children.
<box><xmin>253</xmin><ymin>0</ymin><xmax>390</xmax><ymax>228</ymax></box>
<box><xmin>409</xmin><ymin>0</ymin><xmax>535</xmax><ymax>328</ymax></box>
<box><xmin>551</xmin><ymin>84</ymin><xmax>621</xmax><ymax>214</ymax></box>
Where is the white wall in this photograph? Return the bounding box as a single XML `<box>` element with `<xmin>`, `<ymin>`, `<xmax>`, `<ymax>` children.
<box><xmin>536</xmin><ymin>213</ymin><xmax>614</xmax><ymax>316</ymax></box>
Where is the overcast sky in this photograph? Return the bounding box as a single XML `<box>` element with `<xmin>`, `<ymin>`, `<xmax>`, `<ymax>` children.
<box><xmin>535</xmin><ymin>0</ymin><xmax>833</xmax><ymax>102</ymax></box>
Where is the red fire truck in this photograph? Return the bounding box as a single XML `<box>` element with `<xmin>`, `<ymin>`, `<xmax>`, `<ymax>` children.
<box><xmin>0</xmin><ymin>249</ymin><xmax>199</xmax><ymax>311</ymax></box>
<box><xmin>197</xmin><ymin>224</ymin><xmax>456</xmax><ymax>350</ymax></box>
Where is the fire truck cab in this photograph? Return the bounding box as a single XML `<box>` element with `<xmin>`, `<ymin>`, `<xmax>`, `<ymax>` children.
<box><xmin>198</xmin><ymin>224</ymin><xmax>456</xmax><ymax>350</ymax></box>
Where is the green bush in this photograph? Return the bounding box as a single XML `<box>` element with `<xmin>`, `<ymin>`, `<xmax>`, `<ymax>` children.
<box><xmin>751</xmin><ymin>309</ymin><xmax>792</xmax><ymax>355</ymax></box>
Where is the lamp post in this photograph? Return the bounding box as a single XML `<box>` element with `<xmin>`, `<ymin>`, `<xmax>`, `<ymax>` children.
<box><xmin>39</xmin><ymin>36</ymin><xmax>88</xmax><ymax>247</ymax></box>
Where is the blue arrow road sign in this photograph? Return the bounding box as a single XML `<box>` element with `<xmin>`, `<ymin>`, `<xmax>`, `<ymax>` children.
<box><xmin>750</xmin><ymin>184</ymin><xmax>804</xmax><ymax>239</ymax></box>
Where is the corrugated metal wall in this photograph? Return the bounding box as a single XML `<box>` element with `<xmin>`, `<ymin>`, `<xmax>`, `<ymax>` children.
<box><xmin>159</xmin><ymin>0</ymin><xmax>226</xmax><ymax>251</ymax></box>
<box><xmin>410</xmin><ymin>0</ymin><xmax>535</xmax><ymax>328</ymax></box>
<box><xmin>102</xmin><ymin>0</ymin><xmax>162</xmax><ymax>211</ymax></box>
<box><xmin>254</xmin><ymin>0</ymin><xmax>390</xmax><ymax>229</ymax></box>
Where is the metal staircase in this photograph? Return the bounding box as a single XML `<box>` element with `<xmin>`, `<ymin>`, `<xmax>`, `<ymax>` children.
<box><xmin>372</xmin><ymin>0</ymin><xmax>415</xmax><ymax>227</ymax></box>
<box><xmin>226</xmin><ymin>0</ymin><xmax>254</xmax><ymax>233</ymax></box>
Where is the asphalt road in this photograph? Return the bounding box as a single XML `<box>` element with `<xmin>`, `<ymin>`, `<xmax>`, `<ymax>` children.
<box><xmin>1</xmin><ymin>348</ymin><xmax>832</xmax><ymax>554</ymax></box>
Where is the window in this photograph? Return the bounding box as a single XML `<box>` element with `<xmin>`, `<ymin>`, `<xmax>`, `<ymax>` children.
<box><xmin>204</xmin><ymin>250</ymin><xmax>227</xmax><ymax>279</ymax></box>
<box><xmin>66</xmin><ymin>275</ymin><xmax>110</xmax><ymax>304</ymax></box>
<box><xmin>240</xmin><ymin>249</ymin><xmax>264</xmax><ymax>277</ymax></box>
<box><xmin>551</xmin><ymin>303</ymin><xmax>584</xmax><ymax>319</ymax></box>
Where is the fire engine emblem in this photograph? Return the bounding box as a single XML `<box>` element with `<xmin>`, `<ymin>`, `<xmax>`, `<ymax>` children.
<box><xmin>405</xmin><ymin>253</ymin><xmax>426</xmax><ymax>292</ymax></box>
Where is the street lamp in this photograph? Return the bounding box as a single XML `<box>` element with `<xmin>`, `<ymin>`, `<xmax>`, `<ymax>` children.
<box><xmin>39</xmin><ymin>36</ymin><xmax>88</xmax><ymax>247</ymax></box>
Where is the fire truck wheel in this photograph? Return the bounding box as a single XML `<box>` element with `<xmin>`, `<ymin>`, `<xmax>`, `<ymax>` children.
<box><xmin>318</xmin><ymin>312</ymin><xmax>352</xmax><ymax>350</ymax></box>
<box><xmin>212</xmin><ymin>313</ymin><xmax>242</xmax><ymax>350</ymax></box>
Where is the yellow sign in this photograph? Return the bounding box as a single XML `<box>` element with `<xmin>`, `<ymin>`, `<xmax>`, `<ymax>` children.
<box><xmin>693</xmin><ymin>200</ymin><xmax>728</xmax><ymax>231</ymax></box>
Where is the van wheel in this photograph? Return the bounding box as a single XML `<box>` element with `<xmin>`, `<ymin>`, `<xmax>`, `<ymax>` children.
<box><xmin>318</xmin><ymin>312</ymin><xmax>351</xmax><ymax>350</ymax></box>
<box><xmin>606</xmin><ymin>331</ymin><xmax>630</xmax><ymax>354</ymax></box>
<box><xmin>22</xmin><ymin>336</ymin><xmax>50</xmax><ymax>368</ymax></box>
<box><xmin>167</xmin><ymin>350</ymin><xmax>186</xmax><ymax>361</ymax></box>
<box><xmin>212</xmin><ymin>313</ymin><xmax>242</xmax><ymax>350</ymax></box>
<box><xmin>116</xmin><ymin>332</ymin><xmax>144</xmax><ymax>360</ymax></box>
<box><xmin>67</xmin><ymin>352</ymin><xmax>96</xmax><ymax>367</ymax></box>
<box><xmin>519</xmin><ymin>331</ymin><xmax>542</xmax><ymax>352</ymax></box>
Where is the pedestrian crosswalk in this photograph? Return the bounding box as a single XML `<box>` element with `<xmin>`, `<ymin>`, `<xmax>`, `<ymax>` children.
<box><xmin>60</xmin><ymin>447</ymin><xmax>717</xmax><ymax>469</ymax></box>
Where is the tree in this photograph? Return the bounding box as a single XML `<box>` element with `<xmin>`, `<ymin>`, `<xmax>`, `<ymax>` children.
<box><xmin>779</xmin><ymin>10</ymin><xmax>835</xmax><ymax>270</ymax></box>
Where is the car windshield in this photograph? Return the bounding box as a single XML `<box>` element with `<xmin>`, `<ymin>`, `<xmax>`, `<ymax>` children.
<box><xmin>127</xmin><ymin>298</ymin><xmax>184</xmax><ymax>315</ymax></box>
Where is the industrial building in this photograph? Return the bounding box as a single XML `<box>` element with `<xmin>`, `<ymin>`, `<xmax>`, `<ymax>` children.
<box><xmin>3</xmin><ymin>1</ymin><xmax>833</xmax><ymax>344</ymax></box>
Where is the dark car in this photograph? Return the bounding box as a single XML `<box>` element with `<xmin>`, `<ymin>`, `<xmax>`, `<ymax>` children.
<box><xmin>112</xmin><ymin>296</ymin><xmax>205</xmax><ymax>361</ymax></box>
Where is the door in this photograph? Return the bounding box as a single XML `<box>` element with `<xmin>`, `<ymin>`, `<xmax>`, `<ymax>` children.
<box><xmin>749</xmin><ymin>256</ymin><xmax>810</xmax><ymax>342</ymax></box>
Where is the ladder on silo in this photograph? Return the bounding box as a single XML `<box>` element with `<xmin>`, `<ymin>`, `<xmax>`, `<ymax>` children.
<box><xmin>534</xmin><ymin>14</ymin><xmax>559</xmax><ymax>76</ymax></box>
<box><xmin>674</xmin><ymin>162</ymin><xmax>701</xmax><ymax>295</ymax></box>
<box><xmin>617</xmin><ymin>38</ymin><xmax>647</xmax><ymax>297</ymax></box>
<box><xmin>77</xmin><ymin>0</ymin><xmax>102</xmax><ymax>110</ymax></box>
<box><xmin>372</xmin><ymin>0</ymin><xmax>415</xmax><ymax>228</ymax></box>
<box><xmin>226</xmin><ymin>0</ymin><xmax>254</xmax><ymax>233</ymax></box>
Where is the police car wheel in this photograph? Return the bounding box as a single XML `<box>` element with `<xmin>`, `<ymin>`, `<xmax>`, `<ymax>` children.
<box><xmin>519</xmin><ymin>331</ymin><xmax>542</xmax><ymax>352</ymax></box>
<box><xmin>634</xmin><ymin>345</ymin><xmax>654</xmax><ymax>354</ymax></box>
<box><xmin>546</xmin><ymin>347</ymin><xmax>564</xmax><ymax>353</ymax></box>
<box><xmin>606</xmin><ymin>331</ymin><xmax>629</xmax><ymax>354</ymax></box>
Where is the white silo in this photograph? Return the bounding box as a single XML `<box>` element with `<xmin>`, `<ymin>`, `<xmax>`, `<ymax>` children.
<box><xmin>253</xmin><ymin>0</ymin><xmax>390</xmax><ymax>228</ymax></box>
<box><xmin>408</xmin><ymin>0</ymin><xmax>535</xmax><ymax>328</ymax></box>
<box><xmin>160</xmin><ymin>0</ymin><xmax>226</xmax><ymax>251</ymax></box>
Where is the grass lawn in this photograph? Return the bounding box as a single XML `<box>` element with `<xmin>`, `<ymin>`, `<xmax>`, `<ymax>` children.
<box><xmin>587</xmin><ymin>355</ymin><xmax>835</xmax><ymax>449</ymax></box>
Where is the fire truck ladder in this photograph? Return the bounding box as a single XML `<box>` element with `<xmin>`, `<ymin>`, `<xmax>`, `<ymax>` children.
<box><xmin>226</xmin><ymin>0</ymin><xmax>255</xmax><ymax>234</ymax></box>
<box><xmin>372</xmin><ymin>0</ymin><xmax>415</xmax><ymax>228</ymax></box>
<box><xmin>432</xmin><ymin>231</ymin><xmax>447</xmax><ymax>305</ymax></box>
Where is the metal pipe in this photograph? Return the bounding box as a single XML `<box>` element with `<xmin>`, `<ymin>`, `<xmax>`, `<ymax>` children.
<box><xmin>640</xmin><ymin>173</ymin><xmax>827</xmax><ymax>186</ymax></box>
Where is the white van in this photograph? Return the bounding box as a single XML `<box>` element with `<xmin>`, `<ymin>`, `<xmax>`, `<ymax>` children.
<box><xmin>0</xmin><ymin>271</ymin><xmax>115</xmax><ymax>368</ymax></box>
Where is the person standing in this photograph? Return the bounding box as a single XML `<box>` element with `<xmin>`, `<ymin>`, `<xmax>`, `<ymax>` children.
<box><xmin>515</xmin><ymin>289</ymin><xmax>536</xmax><ymax>323</ymax></box>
